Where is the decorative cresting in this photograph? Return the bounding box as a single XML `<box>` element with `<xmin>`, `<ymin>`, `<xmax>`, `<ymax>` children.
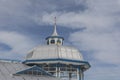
<box><xmin>46</xmin><ymin>17</ymin><xmax>64</xmax><ymax>45</ymax></box>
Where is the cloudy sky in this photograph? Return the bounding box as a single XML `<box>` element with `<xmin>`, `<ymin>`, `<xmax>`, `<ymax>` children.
<box><xmin>0</xmin><ymin>0</ymin><xmax>120</xmax><ymax>80</ymax></box>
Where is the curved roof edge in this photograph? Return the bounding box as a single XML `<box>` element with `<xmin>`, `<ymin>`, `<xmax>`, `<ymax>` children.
<box><xmin>0</xmin><ymin>59</ymin><xmax>21</xmax><ymax>63</ymax></box>
<box><xmin>23</xmin><ymin>58</ymin><xmax>90</xmax><ymax>68</ymax></box>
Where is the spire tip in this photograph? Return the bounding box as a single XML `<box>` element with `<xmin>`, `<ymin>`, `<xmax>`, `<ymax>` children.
<box><xmin>52</xmin><ymin>17</ymin><xmax>58</xmax><ymax>36</ymax></box>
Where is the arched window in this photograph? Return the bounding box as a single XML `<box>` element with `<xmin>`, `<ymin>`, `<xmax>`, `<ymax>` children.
<box><xmin>51</xmin><ymin>40</ymin><xmax>55</xmax><ymax>44</ymax></box>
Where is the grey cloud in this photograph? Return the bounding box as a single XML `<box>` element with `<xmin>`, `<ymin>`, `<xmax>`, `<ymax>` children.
<box><xmin>0</xmin><ymin>0</ymin><xmax>86</xmax><ymax>32</ymax></box>
<box><xmin>0</xmin><ymin>31</ymin><xmax>37</xmax><ymax>59</ymax></box>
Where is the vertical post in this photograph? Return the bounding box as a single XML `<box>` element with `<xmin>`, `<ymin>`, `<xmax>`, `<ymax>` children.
<box><xmin>56</xmin><ymin>66</ymin><xmax>58</xmax><ymax>77</ymax></box>
<box><xmin>69</xmin><ymin>73</ymin><xmax>72</xmax><ymax>80</ymax></box>
<box><xmin>80</xmin><ymin>69</ymin><xmax>84</xmax><ymax>80</ymax></box>
<box><xmin>56</xmin><ymin>63</ymin><xmax>60</xmax><ymax>78</ymax></box>
<box><xmin>81</xmin><ymin>72</ymin><xmax>84</xmax><ymax>80</ymax></box>
<box><xmin>58</xmin><ymin>67</ymin><xmax>61</xmax><ymax>78</ymax></box>
<box><xmin>56</xmin><ymin>64</ymin><xmax>58</xmax><ymax>77</ymax></box>
<box><xmin>77</xmin><ymin>67</ymin><xmax>84</xmax><ymax>80</ymax></box>
<box><xmin>77</xmin><ymin>67</ymin><xmax>80</xmax><ymax>80</ymax></box>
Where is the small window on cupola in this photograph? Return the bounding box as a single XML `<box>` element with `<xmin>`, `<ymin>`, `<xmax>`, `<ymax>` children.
<box><xmin>51</xmin><ymin>40</ymin><xmax>55</xmax><ymax>44</ymax></box>
<box><xmin>57</xmin><ymin>39</ymin><xmax>61</xmax><ymax>44</ymax></box>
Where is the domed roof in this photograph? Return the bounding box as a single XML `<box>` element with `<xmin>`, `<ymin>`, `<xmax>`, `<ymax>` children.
<box><xmin>24</xmin><ymin>18</ymin><xmax>87</xmax><ymax>65</ymax></box>
<box><xmin>26</xmin><ymin>45</ymin><xmax>84</xmax><ymax>62</ymax></box>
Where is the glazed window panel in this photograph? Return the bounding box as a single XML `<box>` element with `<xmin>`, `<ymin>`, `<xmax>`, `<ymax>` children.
<box><xmin>14</xmin><ymin>66</ymin><xmax>51</xmax><ymax>76</ymax></box>
<box><xmin>57</xmin><ymin>39</ymin><xmax>61</xmax><ymax>44</ymax></box>
<box><xmin>51</xmin><ymin>40</ymin><xmax>55</xmax><ymax>44</ymax></box>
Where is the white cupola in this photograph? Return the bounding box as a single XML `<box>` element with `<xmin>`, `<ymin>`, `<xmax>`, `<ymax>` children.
<box><xmin>46</xmin><ymin>17</ymin><xmax>64</xmax><ymax>45</ymax></box>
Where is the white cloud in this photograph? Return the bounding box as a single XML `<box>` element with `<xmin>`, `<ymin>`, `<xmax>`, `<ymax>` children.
<box><xmin>0</xmin><ymin>31</ymin><xmax>36</xmax><ymax>59</ymax></box>
<box><xmin>41</xmin><ymin>0</ymin><xmax>120</xmax><ymax>65</ymax></box>
<box><xmin>85</xmin><ymin>65</ymin><xmax>120</xmax><ymax>80</ymax></box>
<box><xmin>41</xmin><ymin>11</ymin><xmax>116</xmax><ymax>32</ymax></box>
<box><xmin>69</xmin><ymin>30</ymin><xmax>120</xmax><ymax>64</ymax></box>
<box><xmin>86</xmin><ymin>0</ymin><xmax>120</xmax><ymax>14</ymax></box>
<box><xmin>41</xmin><ymin>0</ymin><xmax>120</xmax><ymax>29</ymax></box>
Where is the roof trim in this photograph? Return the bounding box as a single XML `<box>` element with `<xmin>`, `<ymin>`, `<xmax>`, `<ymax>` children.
<box><xmin>46</xmin><ymin>36</ymin><xmax>64</xmax><ymax>40</ymax></box>
<box><xmin>0</xmin><ymin>59</ymin><xmax>21</xmax><ymax>63</ymax></box>
<box><xmin>23</xmin><ymin>58</ymin><xmax>90</xmax><ymax>66</ymax></box>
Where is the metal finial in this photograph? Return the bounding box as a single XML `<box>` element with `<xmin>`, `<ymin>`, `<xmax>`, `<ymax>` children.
<box><xmin>55</xmin><ymin>17</ymin><xmax>56</xmax><ymax>25</ymax></box>
<box><xmin>52</xmin><ymin>17</ymin><xmax>58</xmax><ymax>36</ymax></box>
